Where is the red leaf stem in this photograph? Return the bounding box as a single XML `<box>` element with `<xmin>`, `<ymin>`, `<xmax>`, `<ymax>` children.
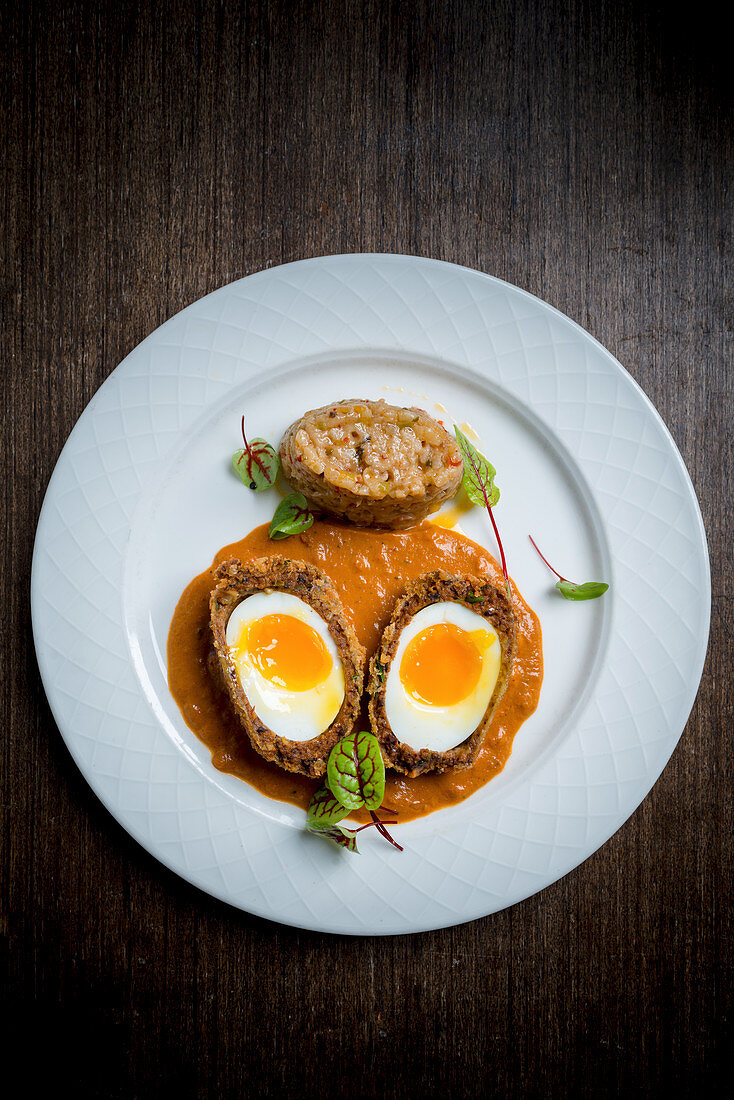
<box><xmin>370</xmin><ymin>810</ymin><xmax>404</xmax><ymax>852</ymax></box>
<box><xmin>464</xmin><ymin>445</ymin><xmax>510</xmax><ymax>594</ymax></box>
<box><xmin>239</xmin><ymin>415</ymin><xmax>269</xmax><ymax>480</ymax></box>
<box><xmin>352</xmin><ymin>819</ymin><xmax>398</xmax><ymax>833</ymax></box>
<box><xmin>353</xmin><ymin>734</ymin><xmax>370</xmax><ymax>804</ymax></box>
<box><xmin>528</xmin><ymin>535</ymin><xmax>568</xmax><ymax>582</ymax></box>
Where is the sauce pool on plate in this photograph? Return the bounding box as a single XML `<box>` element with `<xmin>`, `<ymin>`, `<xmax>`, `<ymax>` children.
<box><xmin>167</xmin><ymin>520</ymin><xmax>543</xmax><ymax>823</ymax></box>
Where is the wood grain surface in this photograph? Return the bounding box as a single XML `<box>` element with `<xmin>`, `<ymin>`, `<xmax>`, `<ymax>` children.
<box><xmin>2</xmin><ymin>1</ymin><xmax>731</xmax><ymax>1096</ymax></box>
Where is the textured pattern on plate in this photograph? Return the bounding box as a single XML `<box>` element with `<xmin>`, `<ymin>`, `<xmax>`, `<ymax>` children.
<box><xmin>31</xmin><ymin>255</ymin><xmax>710</xmax><ymax>934</ymax></box>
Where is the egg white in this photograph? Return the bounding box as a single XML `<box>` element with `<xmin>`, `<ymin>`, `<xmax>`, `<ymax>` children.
<box><xmin>384</xmin><ymin>601</ymin><xmax>500</xmax><ymax>753</ymax></box>
<box><xmin>225</xmin><ymin>591</ymin><xmax>345</xmax><ymax>742</ymax></box>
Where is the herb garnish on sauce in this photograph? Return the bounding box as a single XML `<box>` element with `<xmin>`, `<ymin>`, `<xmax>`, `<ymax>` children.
<box><xmin>306</xmin><ymin>731</ymin><xmax>402</xmax><ymax>853</ymax></box>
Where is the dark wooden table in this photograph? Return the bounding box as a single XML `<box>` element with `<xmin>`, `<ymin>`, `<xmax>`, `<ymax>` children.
<box><xmin>3</xmin><ymin>1</ymin><xmax>731</xmax><ymax>1095</ymax></box>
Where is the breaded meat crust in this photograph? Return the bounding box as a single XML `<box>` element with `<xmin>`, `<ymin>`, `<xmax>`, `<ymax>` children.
<box><xmin>210</xmin><ymin>556</ymin><xmax>365</xmax><ymax>778</ymax></box>
<box><xmin>367</xmin><ymin>571</ymin><xmax>517</xmax><ymax>777</ymax></box>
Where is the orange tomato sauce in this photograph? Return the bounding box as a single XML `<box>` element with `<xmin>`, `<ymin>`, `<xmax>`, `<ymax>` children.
<box><xmin>167</xmin><ymin>520</ymin><xmax>543</xmax><ymax>822</ymax></box>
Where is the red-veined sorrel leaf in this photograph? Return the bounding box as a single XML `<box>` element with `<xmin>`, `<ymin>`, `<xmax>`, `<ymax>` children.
<box><xmin>232</xmin><ymin>440</ymin><xmax>279</xmax><ymax>490</ymax></box>
<box><xmin>232</xmin><ymin>417</ymin><xmax>279</xmax><ymax>491</ymax></box>
<box><xmin>454</xmin><ymin>426</ymin><xmax>510</xmax><ymax>597</ymax></box>
<box><xmin>305</xmin><ymin>819</ymin><xmax>358</xmax><ymax>852</ymax></box>
<box><xmin>307</xmin><ymin>784</ymin><xmax>350</xmax><ymax>826</ymax></box>
<box><xmin>269</xmin><ymin>492</ymin><xmax>314</xmax><ymax>540</ymax></box>
<box><xmin>454</xmin><ymin>427</ymin><xmax>500</xmax><ymax>508</ymax></box>
<box><xmin>326</xmin><ymin>731</ymin><xmax>385</xmax><ymax>812</ymax></box>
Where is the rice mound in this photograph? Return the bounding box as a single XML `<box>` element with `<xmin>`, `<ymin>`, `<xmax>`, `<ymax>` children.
<box><xmin>279</xmin><ymin>398</ymin><xmax>463</xmax><ymax>528</ymax></box>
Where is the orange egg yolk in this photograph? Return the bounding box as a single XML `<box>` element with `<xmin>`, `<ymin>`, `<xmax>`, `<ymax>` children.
<box><xmin>245</xmin><ymin>614</ymin><xmax>332</xmax><ymax>691</ymax></box>
<box><xmin>399</xmin><ymin>622</ymin><xmax>484</xmax><ymax>706</ymax></box>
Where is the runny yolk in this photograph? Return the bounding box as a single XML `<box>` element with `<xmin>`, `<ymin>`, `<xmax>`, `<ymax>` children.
<box><xmin>244</xmin><ymin>614</ymin><xmax>332</xmax><ymax>691</ymax></box>
<box><xmin>400</xmin><ymin>622</ymin><xmax>484</xmax><ymax>707</ymax></box>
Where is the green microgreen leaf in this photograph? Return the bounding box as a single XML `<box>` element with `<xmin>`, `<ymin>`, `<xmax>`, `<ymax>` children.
<box><xmin>307</xmin><ymin>784</ymin><xmax>350</xmax><ymax>826</ymax></box>
<box><xmin>556</xmin><ymin>580</ymin><xmax>610</xmax><ymax>601</ymax></box>
<box><xmin>454</xmin><ymin>427</ymin><xmax>500</xmax><ymax>508</ymax></box>
<box><xmin>529</xmin><ymin>536</ymin><xmax>609</xmax><ymax>602</ymax></box>
<box><xmin>305</xmin><ymin>819</ymin><xmax>359</xmax><ymax>852</ymax></box>
<box><xmin>232</xmin><ymin>416</ymin><xmax>279</xmax><ymax>491</ymax></box>
<box><xmin>305</xmin><ymin>745</ymin><xmax>401</xmax><ymax>855</ymax></box>
<box><xmin>326</xmin><ymin>731</ymin><xmax>386</xmax><ymax>812</ymax></box>
<box><xmin>269</xmin><ymin>492</ymin><xmax>315</xmax><ymax>540</ymax></box>
<box><xmin>232</xmin><ymin>440</ymin><xmax>279</xmax><ymax>490</ymax></box>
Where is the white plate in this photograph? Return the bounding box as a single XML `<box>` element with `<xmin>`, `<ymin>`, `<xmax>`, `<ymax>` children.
<box><xmin>31</xmin><ymin>255</ymin><xmax>710</xmax><ymax>935</ymax></box>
